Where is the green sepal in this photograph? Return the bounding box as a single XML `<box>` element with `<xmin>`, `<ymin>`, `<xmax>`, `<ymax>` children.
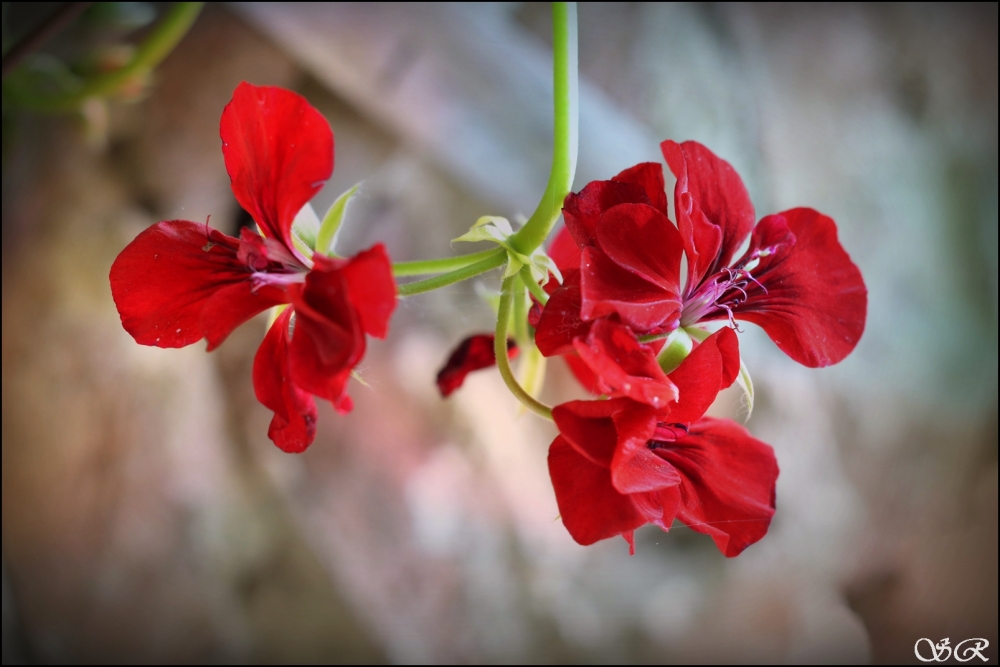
<box><xmin>736</xmin><ymin>358</ymin><xmax>755</xmax><ymax>420</ymax></box>
<box><xmin>315</xmin><ymin>184</ymin><xmax>360</xmax><ymax>257</ymax></box>
<box><xmin>453</xmin><ymin>215</ymin><xmax>562</xmax><ymax>284</ymax></box>
<box><xmin>291</xmin><ymin>202</ymin><xmax>321</xmax><ymax>256</ymax></box>
<box><xmin>657</xmin><ymin>329</ymin><xmax>694</xmax><ymax>374</ymax></box>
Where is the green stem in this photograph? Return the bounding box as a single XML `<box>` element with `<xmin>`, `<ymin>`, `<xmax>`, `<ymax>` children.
<box><xmin>508</xmin><ymin>2</ymin><xmax>578</xmax><ymax>256</ymax></box>
<box><xmin>392</xmin><ymin>248</ymin><xmax>504</xmax><ymax>277</ymax></box>
<box><xmin>495</xmin><ymin>276</ymin><xmax>554</xmax><ymax>420</ymax></box>
<box><xmin>397</xmin><ymin>251</ymin><xmax>506</xmax><ymax>296</ymax></box>
<box><xmin>520</xmin><ymin>265</ymin><xmax>549</xmax><ymax>305</ymax></box>
<box><xmin>7</xmin><ymin>2</ymin><xmax>204</xmax><ymax>112</ymax></box>
<box><xmin>512</xmin><ymin>274</ymin><xmax>529</xmax><ymax>346</ymax></box>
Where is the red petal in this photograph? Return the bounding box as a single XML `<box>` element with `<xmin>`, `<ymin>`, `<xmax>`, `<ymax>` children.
<box><xmin>654</xmin><ymin>417</ymin><xmax>778</xmax><ymax>557</ymax></box>
<box><xmin>548</xmin><ymin>436</ymin><xmax>648</xmax><ymax>546</ymax></box>
<box><xmin>595</xmin><ymin>203</ymin><xmax>683</xmax><ymax>295</ymax></box>
<box><xmin>573</xmin><ymin>320</ymin><xmax>677</xmax><ymax>409</ymax></box>
<box><xmin>609</xmin><ymin>406</ymin><xmax>682</xmax><ymax>494</ymax></box>
<box><xmin>665</xmin><ymin>327</ymin><xmax>739</xmax><ymax>423</ymax></box>
<box><xmin>436</xmin><ymin>334</ymin><xmax>518</xmax><ymax>397</ymax></box>
<box><xmin>662</xmin><ymin>140</ymin><xmax>755</xmax><ymax>287</ymax></box>
<box><xmin>580</xmin><ymin>247</ymin><xmax>681</xmax><ymax>331</ymax></box>
<box><xmin>548</xmin><ymin>226</ymin><xmax>581</xmax><ymax>272</ymax></box>
<box><xmin>612</xmin><ymin>162</ymin><xmax>668</xmax><ymax>215</ymax></box>
<box><xmin>287</xmin><ymin>269</ymin><xmax>363</xmax><ymax>412</ymax></box>
<box><xmin>535</xmin><ymin>271</ymin><xmax>591</xmax><ymax>356</ymax></box>
<box><xmin>563</xmin><ymin>179</ymin><xmax>652</xmax><ymax>248</ymax></box>
<box><xmin>110</xmin><ymin>220</ymin><xmax>285</xmax><ymax>349</ymax></box>
<box><xmin>253</xmin><ymin>308</ymin><xmax>318</xmax><ymax>453</ymax></box>
<box><xmin>562</xmin><ymin>353</ymin><xmax>604</xmax><ymax>396</ymax></box>
<box><xmin>221</xmin><ymin>82</ymin><xmax>333</xmax><ymax>258</ymax></box>
<box><xmin>327</xmin><ymin>244</ymin><xmax>397</xmax><ymax>339</ymax></box>
<box><xmin>552</xmin><ymin>398</ymin><xmax>634</xmax><ymax>468</ymax></box>
<box><xmin>735</xmin><ymin>209</ymin><xmax>867</xmax><ymax>367</ymax></box>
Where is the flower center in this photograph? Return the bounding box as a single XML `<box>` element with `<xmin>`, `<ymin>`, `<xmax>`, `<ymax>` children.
<box><xmin>679</xmin><ymin>266</ymin><xmax>766</xmax><ymax>327</ymax></box>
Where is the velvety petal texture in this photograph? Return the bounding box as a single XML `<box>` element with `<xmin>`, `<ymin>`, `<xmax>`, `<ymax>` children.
<box><xmin>730</xmin><ymin>208</ymin><xmax>867</xmax><ymax>367</ymax></box>
<box><xmin>253</xmin><ymin>308</ymin><xmax>318</xmax><ymax>453</ymax></box>
<box><xmin>221</xmin><ymin>82</ymin><xmax>334</xmax><ymax>258</ymax></box>
<box><xmin>653</xmin><ymin>418</ymin><xmax>778</xmax><ymax>557</ymax></box>
<box><xmin>437</xmin><ymin>334</ymin><xmax>518</xmax><ymax>397</ymax></box>
<box><xmin>110</xmin><ymin>220</ymin><xmax>286</xmax><ymax>349</ymax></box>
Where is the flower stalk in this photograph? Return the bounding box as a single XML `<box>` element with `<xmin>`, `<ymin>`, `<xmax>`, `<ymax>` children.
<box><xmin>495</xmin><ymin>275</ymin><xmax>554</xmax><ymax>420</ymax></box>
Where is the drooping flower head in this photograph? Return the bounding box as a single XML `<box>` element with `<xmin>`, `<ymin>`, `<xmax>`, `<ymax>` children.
<box><xmin>538</xmin><ymin>140</ymin><xmax>867</xmax><ymax>368</ymax></box>
<box><xmin>110</xmin><ymin>82</ymin><xmax>396</xmax><ymax>453</ymax></box>
<box><xmin>548</xmin><ymin>326</ymin><xmax>778</xmax><ymax>556</ymax></box>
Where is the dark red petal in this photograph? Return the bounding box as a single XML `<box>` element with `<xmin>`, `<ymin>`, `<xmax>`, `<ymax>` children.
<box><xmin>535</xmin><ymin>271</ymin><xmax>591</xmax><ymax>356</ymax></box>
<box><xmin>596</xmin><ymin>203</ymin><xmax>683</xmax><ymax>295</ymax></box>
<box><xmin>552</xmin><ymin>398</ymin><xmax>634</xmax><ymax>468</ymax></box>
<box><xmin>573</xmin><ymin>319</ymin><xmax>677</xmax><ymax>409</ymax></box>
<box><xmin>609</xmin><ymin>405</ymin><xmax>682</xmax><ymax>494</ymax></box>
<box><xmin>665</xmin><ymin>327</ymin><xmax>740</xmax><ymax>423</ymax></box>
<box><xmin>612</xmin><ymin>162</ymin><xmax>668</xmax><ymax>215</ymax></box>
<box><xmin>329</xmin><ymin>244</ymin><xmax>397</xmax><ymax>339</ymax></box>
<box><xmin>253</xmin><ymin>308</ymin><xmax>318</xmax><ymax>453</ymax></box>
<box><xmin>221</xmin><ymin>82</ymin><xmax>333</xmax><ymax>257</ymax></box>
<box><xmin>287</xmin><ymin>270</ymin><xmax>362</xmax><ymax>413</ymax></box>
<box><xmin>563</xmin><ymin>179</ymin><xmax>651</xmax><ymax>248</ymax></box>
<box><xmin>110</xmin><ymin>220</ymin><xmax>285</xmax><ymax>349</ymax></box>
<box><xmin>562</xmin><ymin>353</ymin><xmax>603</xmax><ymax>396</ymax></box>
<box><xmin>548</xmin><ymin>436</ymin><xmax>648</xmax><ymax>546</ymax></box>
<box><xmin>436</xmin><ymin>334</ymin><xmax>518</xmax><ymax>397</ymax></box>
<box><xmin>548</xmin><ymin>226</ymin><xmax>581</xmax><ymax>272</ymax></box>
<box><xmin>655</xmin><ymin>417</ymin><xmax>778</xmax><ymax>557</ymax></box>
<box><xmin>661</xmin><ymin>140</ymin><xmax>755</xmax><ymax>286</ymax></box>
<box><xmin>580</xmin><ymin>247</ymin><xmax>681</xmax><ymax>331</ymax></box>
<box><xmin>735</xmin><ymin>208</ymin><xmax>867</xmax><ymax>367</ymax></box>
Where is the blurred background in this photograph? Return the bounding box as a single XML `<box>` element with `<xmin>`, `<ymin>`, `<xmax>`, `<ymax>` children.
<box><xmin>2</xmin><ymin>2</ymin><xmax>996</xmax><ymax>664</ymax></box>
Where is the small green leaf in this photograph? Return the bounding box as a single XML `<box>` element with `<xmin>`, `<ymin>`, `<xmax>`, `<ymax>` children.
<box><xmin>291</xmin><ymin>202</ymin><xmax>321</xmax><ymax>250</ymax></box>
<box><xmin>316</xmin><ymin>184</ymin><xmax>360</xmax><ymax>257</ymax></box>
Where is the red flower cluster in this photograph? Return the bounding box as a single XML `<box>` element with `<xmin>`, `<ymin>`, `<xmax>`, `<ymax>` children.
<box><xmin>536</xmin><ymin>140</ymin><xmax>866</xmax><ymax>555</ymax></box>
<box><xmin>110</xmin><ymin>83</ymin><xmax>396</xmax><ymax>453</ymax></box>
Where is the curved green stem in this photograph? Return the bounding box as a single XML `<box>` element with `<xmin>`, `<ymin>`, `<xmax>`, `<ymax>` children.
<box><xmin>7</xmin><ymin>2</ymin><xmax>204</xmax><ymax>112</ymax></box>
<box><xmin>495</xmin><ymin>276</ymin><xmax>554</xmax><ymax>420</ymax></box>
<box><xmin>509</xmin><ymin>2</ymin><xmax>578</xmax><ymax>256</ymax></box>
<box><xmin>520</xmin><ymin>265</ymin><xmax>549</xmax><ymax>305</ymax></box>
<box><xmin>397</xmin><ymin>250</ymin><xmax>506</xmax><ymax>296</ymax></box>
<box><xmin>393</xmin><ymin>248</ymin><xmax>504</xmax><ymax>277</ymax></box>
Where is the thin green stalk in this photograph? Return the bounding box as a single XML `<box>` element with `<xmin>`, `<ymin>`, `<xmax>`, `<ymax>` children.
<box><xmin>393</xmin><ymin>248</ymin><xmax>504</xmax><ymax>277</ymax></box>
<box><xmin>397</xmin><ymin>251</ymin><xmax>506</xmax><ymax>296</ymax></box>
<box><xmin>512</xmin><ymin>274</ymin><xmax>529</xmax><ymax>346</ymax></box>
<box><xmin>8</xmin><ymin>2</ymin><xmax>204</xmax><ymax>112</ymax></box>
<box><xmin>520</xmin><ymin>265</ymin><xmax>549</xmax><ymax>305</ymax></box>
<box><xmin>495</xmin><ymin>276</ymin><xmax>554</xmax><ymax>420</ymax></box>
<box><xmin>509</xmin><ymin>2</ymin><xmax>578</xmax><ymax>256</ymax></box>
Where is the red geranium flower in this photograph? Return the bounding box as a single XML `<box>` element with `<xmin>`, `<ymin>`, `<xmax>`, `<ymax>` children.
<box><xmin>548</xmin><ymin>326</ymin><xmax>779</xmax><ymax>556</ymax></box>
<box><xmin>110</xmin><ymin>82</ymin><xmax>396</xmax><ymax>453</ymax></box>
<box><xmin>540</xmin><ymin>140</ymin><xmax>867</xmax><ymax>368</ymax></box>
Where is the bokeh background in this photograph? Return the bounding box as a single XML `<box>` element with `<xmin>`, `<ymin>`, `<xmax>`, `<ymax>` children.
<box><xmin>2</xmin><ymin>3</ymin><xmax>996</xmax><ymax>664</ymax></box>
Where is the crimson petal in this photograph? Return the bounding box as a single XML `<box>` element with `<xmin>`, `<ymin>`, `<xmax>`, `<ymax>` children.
<box><xmin>436</xmin><ymin>334</ymin><xmax>518</xmax><ymax>397</ymax></box>
<box><xmin>573</xmin><ymin>320</ymin><xmax>677</xmax><ymax>410</ymax></box>
<box><xmin>734</xmin><ymin>208</ymin><xmax>867</xmax><ymax>367</ymax></box>
<box><xmin>333</xmin><ymin>244</ymin><xmax>397</xmax><ymax>340</ymax></box>
<box><xmin>253</xmin><ymin>308</ymin><xmax>318</xmax><ymax>453</ymax></box>
<box><xmin>548</xmin><ymin>436</ymin><xmax>648</xmax><ymax>547</ymax></box>
<box><xmin>611</xmin><ymin>162</ymin><xmax>668</xmax><ymax>215</ymax></box>
<box><xmin>665</xmin><ymin>327</ymin><xmax>739</xmax><ymax>423</ymax></box>
<box><xmin>110</xmin><ymin>220</ymin><xmax>286</xmax><ymax>349</ymax></box>
<box><xmin>654</xmin><ymin>417</ymin><xmax>778</xmax><ymax>557</ymax></box>
<box><xmin>563</xmin><ymin>179</ymin><xmax>652</xmax><ymax>248</ymax></box>
<box><xmin>580</xmin><ymin>247</ymin><xmax>681</xmax><ymax>332</ymax></box>
<box><xmin>221</xmin><ymin>82</ymin><xmax>333</xmax><ymax>258</ymax></box>
<box><xmin>535</xmin><ymin>270</ymin><xmax>591</xmax><ymax>357</ymax></box>
<box><xmin>287</xmin><ymin>270</ymin><xmax>363</xmax><ymax>413</ymax></box>
<box><xmin>595</xmin><ymin>203</ymin><xmax>684</xmax><ymax>295</ymax></box>
<box><xmin>662</xmin><ymin>140</ymin><xmax>755</xmax><ymax>287</ymax></box>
